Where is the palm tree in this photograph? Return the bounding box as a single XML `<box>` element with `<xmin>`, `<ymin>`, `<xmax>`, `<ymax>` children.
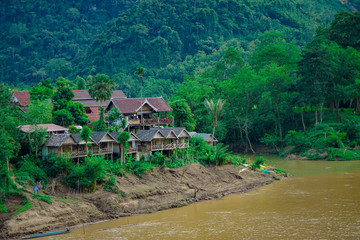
<box><xmin>204</xmin><ymin>99</ymin><xmax>226</xmax><ymax>147</ymax></box>
<box><xmin>135</xmin><ymin>67</ymin><xmax>145</xmax><ymax>128</ymax></box>
<box><xmin>80</xmin><ymin>126</ymin><xmax>92</xmax><ymax>156</ymax></box>
<box><xmin>86</xmin><ymin>74</ymin><xmax>117</xmax><ymax>117</ymax></box>
<box><xmin>135</xmin><ymin>67</ymin><xmax>145</xmax><ymax>98</ymax></box>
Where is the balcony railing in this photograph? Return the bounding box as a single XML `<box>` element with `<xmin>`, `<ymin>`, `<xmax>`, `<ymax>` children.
<box><xmin>126</xmin><ymin>147</ymin><xmax>137</xmax><ymax>153</ymax></box>
<box><xmin>151</xmin><ymin>142</ymin><xmax>189</xmax><ymax>151</ymax></box>
<box><xmin>127</xmin><ymin>117</ymin><xmax>173</xmax><ymax>125</ymax></box>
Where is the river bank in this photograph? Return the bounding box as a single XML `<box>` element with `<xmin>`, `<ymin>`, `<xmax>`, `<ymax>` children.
<box><xmin>0</xmin><ymin>163</ymin><xmax>281</xmax><ymax>239</ymax></box>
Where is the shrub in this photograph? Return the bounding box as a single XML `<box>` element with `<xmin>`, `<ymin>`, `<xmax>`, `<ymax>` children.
<box><xmin>104</xmin><ymin>176</ymin><xmax>119</xmax><ymax>193</ymax></box>
<box><xmin>251</xmin><ymin>157</ymin><xmax>266</xmax><ymax>169</ymax></box>
<box><xmin>124</xmin><ymin>161</ymin><xmax>153</xmax><ymax>178</ymax></box>
<box><xmin>42</xmin><ymin>154</ymin><xmax>72</xmax><ymax>178</ymax></box>
<box><xmin>15</xmin><ymin>157</ymin><xmax>47</xmax><ymax>186</ymax></box>
<box><xmin>0</xmin><ymin>204</ymin><xmax>7</xmax><ymax>213</ymax></box>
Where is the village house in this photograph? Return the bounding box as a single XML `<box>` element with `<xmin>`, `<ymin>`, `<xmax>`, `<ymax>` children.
<box><xmin>72</xmin><ymin>90</ymin><xmax>127</xmax><ymax>122</ymax></box>
<box><xmin>106</xmin><ymin>97</ymin><xmax>173</xmax><ymax>130</ymax></box>
<box><xmin>10</xmin><ymin>91</ymin><xmax>31</xmax><ymax>112</ymax></box>
<box><xmin>42</xmin><ymin>132</ymin><xmax>117</xmax><ymax>160</ymax></box>
<box><xmin>111</xmin><ymin>132</ymin><xmax>141</xmax><ymax>159</ymax></box>
<box><xmin>19</xmin><ymin>123</ymin><xmax>68</xmax><ymax>136</ymax></box>
<box><xmin>41</xmin><ymin>126</ymin><xmax>192</xmax><ymax>161</ymax></box>
<box><xmin>189</xmin><ymin>132</ymin><xmax>218</xmax><ymax>145</ymax></box>
<box><xmin>135</xmin><ymin>127</ymin><xmax>191</xmax><ymax>157</ymax></box>
<box><xmin>10</xmin><ymin>89</ymin><xmax>128</xmax><ymax>122</ymax></box>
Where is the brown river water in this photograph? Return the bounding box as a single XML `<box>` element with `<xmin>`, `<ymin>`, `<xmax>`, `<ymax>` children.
<box><xmin>44</xmin><ymin>156</ymin><xmax>360</xmax><ymax>239</ymax></box>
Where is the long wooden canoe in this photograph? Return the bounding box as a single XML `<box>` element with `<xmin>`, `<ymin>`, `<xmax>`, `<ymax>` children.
<box><xmin>23</xmin><ymin>228</ymin><xmax>70</xmax><ymax>239</ymax></box>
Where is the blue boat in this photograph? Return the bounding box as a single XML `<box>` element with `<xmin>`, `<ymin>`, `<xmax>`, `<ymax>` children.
<box><xmin>23</xmin><ymin>228</ymin><xmax>70</xmax><ymax>239</ymax></box>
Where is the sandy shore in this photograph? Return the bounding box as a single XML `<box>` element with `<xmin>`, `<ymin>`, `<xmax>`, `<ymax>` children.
<box><xmin>1</xmin><ymin>163</ymin><xmax>282</xmax><ymax>239</ymax></box>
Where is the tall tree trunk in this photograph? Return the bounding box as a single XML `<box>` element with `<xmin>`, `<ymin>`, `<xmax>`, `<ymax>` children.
<box><xmin>120</xmin><ymin>143</ymin><xmax>124</xmax><ymax>165</ymax></box>
<box><xmin>244</xmin><ymin>108</ymin><xmax>255</xmax><ymax>153</ymax></box>
<box><xmin>336</xmin><ymin>101</ymin><xmax>342</xmax><ymax>123</ymax></box>
<box><xmin>6</xmin><ymin>157</ymin><xmax>10</xmax><ymax>171</ymax></box>
<box><xmin>301</xmin><ymin>106</ymin><xmax>306</xmax><ymax>132</ymax></box>
<box><xmin>320</xmin><ymin>103</ymin><xmax>323</xmax><ymax>123</ymax></box>
<box><xmin>315</xmin><ymin>105</ymin><xmax>318</xmax><ymax>124</ymax></box>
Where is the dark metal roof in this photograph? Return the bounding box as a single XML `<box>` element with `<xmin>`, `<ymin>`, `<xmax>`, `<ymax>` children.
<box><xmin>71</xmin><ymin>133</ymin><xmax>95</xmax><ymax>144</ymax></box>
<box><xmin>136</xmin><ymin>129</ymin><xmax>165</xmax><ymax>142</ymax></box>
<box><xmin>90</xmin><ymin>132</ymin><xmax>116</xmax><ymax>144</ymax></box>
<box><xmin>151</xmin><ymin>127</ymin><xmax>177</xmax><ymax>138</ymax></box>
<box><xmin>189</xmin><ymin>132</ymin><xmax>218</xmax><ymax>142</ymax></box>
<box><xmin>45</xmin><ymin>134</ymin><xmax>73</xmax><ymax>147</ymax></box>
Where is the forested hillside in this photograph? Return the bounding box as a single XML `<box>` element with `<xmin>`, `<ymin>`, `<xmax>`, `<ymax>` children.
<box><xmin>0</xmin><ymin>0</ymin><xmax>352</xmax><ymax>97</ymax></box>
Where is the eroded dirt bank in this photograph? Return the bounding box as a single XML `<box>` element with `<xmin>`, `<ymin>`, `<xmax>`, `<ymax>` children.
<box><xmin>1</xmin><ymin>163</ymin><xmax>282</xmax><ymax>239</ymax></box>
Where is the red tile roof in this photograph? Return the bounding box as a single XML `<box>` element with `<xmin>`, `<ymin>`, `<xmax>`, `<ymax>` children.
<box><xmin>87</xmin><ymin>107</ymin><xmax>108</xmax><ymax>122</ymax></box>
<box><xmin>109</xmin><ymin>98</ymin><xmax>172</xmax><ymax>114</ymax></box>
<box><xmin>73</xmin><ymin>90</ymin><xmax>92</xmax><ymax>100</ymax></box>
<box><xmin>73</xmin><ymin>99</ymin><xmax>108</xmax><ymax>108</ymax></box>
<box><xmin>73</xmin><ymin>90</ymin><xmax>127</xmax><ymax>100</ymax></box>
<box><xmin>12</xmin><ymin>91</ymin><xmax>31</xmax><ymax>106</ymax></box>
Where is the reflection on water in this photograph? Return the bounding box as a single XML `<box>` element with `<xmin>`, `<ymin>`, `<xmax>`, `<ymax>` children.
<box><xmin>46</xmin><ymin>158</ymin><xmax>360</xmax><ymax>240</ymax></box>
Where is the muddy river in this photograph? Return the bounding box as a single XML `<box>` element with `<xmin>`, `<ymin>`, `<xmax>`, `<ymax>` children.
<box><xmin>46</xmin><ymin>156</ymin><xmax>360</xmax><ymax>239</ymax></box>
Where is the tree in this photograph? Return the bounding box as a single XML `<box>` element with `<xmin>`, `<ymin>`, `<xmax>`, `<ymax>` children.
<box><xmin>135</xmin><ymin>67</ymin><xmax>145</xmax><ymax>98</ymax></box>
<box><xmin>106</xmin><ymin>107</ymin><xmax>122</xmax><ymax>126</ymax></box>
<box><xmin>53</xmin><ymin>109</ymin><xmax>74</xmax><ymax>126</ymax></box>
<box><xmin>116</xmin><ymin>131</ymin><xmax>131</xmax><ymax>165</ymax></box>
<box><xmin>92</xmin><ymin>107</ymin><xmax>106</xmax><ymax>131</ymax></box>
<box><xmin>0</xmin><ymin>129</ymin><xmax>17</xmax><ymax>171</ymax></box>
<box><xmin>75</xmin><ymin>76</ymin><xmax>86</xmax><ymax>90</ymax></box>
<box><xmin>86</xmin><ymin>73</ymin><xmax>117</xmax><ymax>121</ymax></box>
<box><xmin>23</xmin><ymin>100</ymin><xmax>53</xmax><ymax>124</ymax></box>
<box><xmin>327</xmin><ymin>11</ymin><xmax>360</xmax><ymax>51</ymax></box>
<box><xmin>30</xmin><ymin>86</ymin><xmax>53</xmax><ymax>101</ymax></box>
<box><xmin>80</xmin><ymin>126</ymin><xmax>92</xmax><ymax>155</ymax></box>
<box><xmin>170</xmin><ymin>99</ymin><xmax>196</xmax><ymax>131</ymax></box>
<box><xmin>204</xmin><ymin>99</ymin><xmax>226</xmax><ymax>146</ymax></box>
<box><xmin>67</xmin><ymin>102</ymin><xmax>89</xmax><ymax>125</ymax></box>
<box><xmin>52</xmin><ymin>77</ymin><xmax>75</xmax><ymax>111</ymax></box>
<box><xmin>28</xmin><ymin>126</ymin><xmax>47</xmax><ymax>158</ymax></box>
<box><xmin>86</xmin><ymin>73</ymin><xmax>117</xmax><ymax>106</ymax></box>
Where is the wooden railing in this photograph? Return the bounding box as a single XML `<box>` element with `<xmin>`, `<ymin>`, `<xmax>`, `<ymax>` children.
<box><xmin>126</xmin><ymin>147</ymin><xmax>137</xmax><ymax>153</ymax></box>
<box><xmin>151</xmin><ymin>142</ymin><xmax>189</xmax><ymax>151</ymax></box>
<box><xmin>127</xmin><ymin>117</ymin><xmax>173</xmax><ymax>125</ymax></box>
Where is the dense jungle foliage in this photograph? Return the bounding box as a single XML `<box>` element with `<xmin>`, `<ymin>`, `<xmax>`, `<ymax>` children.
<box><xmin>0</xmin><ymin>0</ymin><xmax>354</xmax><ymax>94</ymax></box>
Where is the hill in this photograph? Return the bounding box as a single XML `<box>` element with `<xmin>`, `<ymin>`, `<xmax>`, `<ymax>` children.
<box><xmin>0</xmin><ymin>0</ymin><xmax>353</xmax><ymax>97</ymax></box>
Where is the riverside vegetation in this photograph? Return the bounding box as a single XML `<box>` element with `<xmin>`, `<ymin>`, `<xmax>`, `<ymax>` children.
<box><xmin>0</xmin><ymin>1</ymin><xmax>360</xmax><ymax>238</ymax></box>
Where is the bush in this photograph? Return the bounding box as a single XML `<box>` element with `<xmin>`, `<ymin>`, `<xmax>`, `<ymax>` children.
<box><xmin>251</xmin><ymin>157</ymin><xmax>266</xmax><ymax>169</ymax></box>
<box><xmin>124</xmin><ymin>161</ymin><xmax>153</xmax><ymax>178</ymax></box>
<box><xmin>104</xmin><ymin>176</ymin><xmax>118</xmax><ymax>193</ymax></box>
<box><xmin>15</xmin><ymin>157</ymin><xmax>47</xmax><ymax>186</ymax></box>
<box><xmin>0</xmin><ymin>204</ymin><xmax>7</xmax><ymax>213</ymax></box>
<box><xmin>42</xmin><ymin>154</ymin><xmax>72</xmax><ymax>178</ymax></box>
<box><xmin>63</xmin><ymin>156</ymin><xmax>106</xmax><ymax>192</ymax></box>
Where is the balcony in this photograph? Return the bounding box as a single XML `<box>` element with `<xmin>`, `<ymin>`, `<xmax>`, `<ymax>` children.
<box><xmin>128</xmin><ymin>117</ymin><xmax>173</xmax><ymax>126</ymax></box>
<box><xmin>127</xmin><ymin>147</ymin><xmax>137</xmax><ymax>153</ymax></box>
<box><xmin>151</xmin><ymin>142</ymin><xmax>189</xmax><ymax>151</ymax></box>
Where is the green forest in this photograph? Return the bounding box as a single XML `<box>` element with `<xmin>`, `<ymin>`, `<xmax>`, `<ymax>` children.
<box><xmin>1</xmin><ymin>1</ymin><xmax>360</xmax><ymax>159</ymax></box>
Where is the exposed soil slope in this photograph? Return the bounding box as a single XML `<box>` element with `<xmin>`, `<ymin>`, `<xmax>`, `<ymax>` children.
<box><xmin>1</xmin><ymin>163</ymin><xmax>282</xmax><ymax>239</ymax></box>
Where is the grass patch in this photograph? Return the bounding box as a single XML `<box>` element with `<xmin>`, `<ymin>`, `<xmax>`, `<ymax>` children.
<box><xmin>33</xmin><ymin>194</ymin><xmax>52</xmax><ymax>204</ymax></box>
<box><xmin>0</xmin><ymin>204</ymin><xmax>7</xmax><ymax>213</ymax></box>
<box><xmin>12</xmin><ymin>202</ymin><xmax>33</xmax><ymax>216</ymax></box>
